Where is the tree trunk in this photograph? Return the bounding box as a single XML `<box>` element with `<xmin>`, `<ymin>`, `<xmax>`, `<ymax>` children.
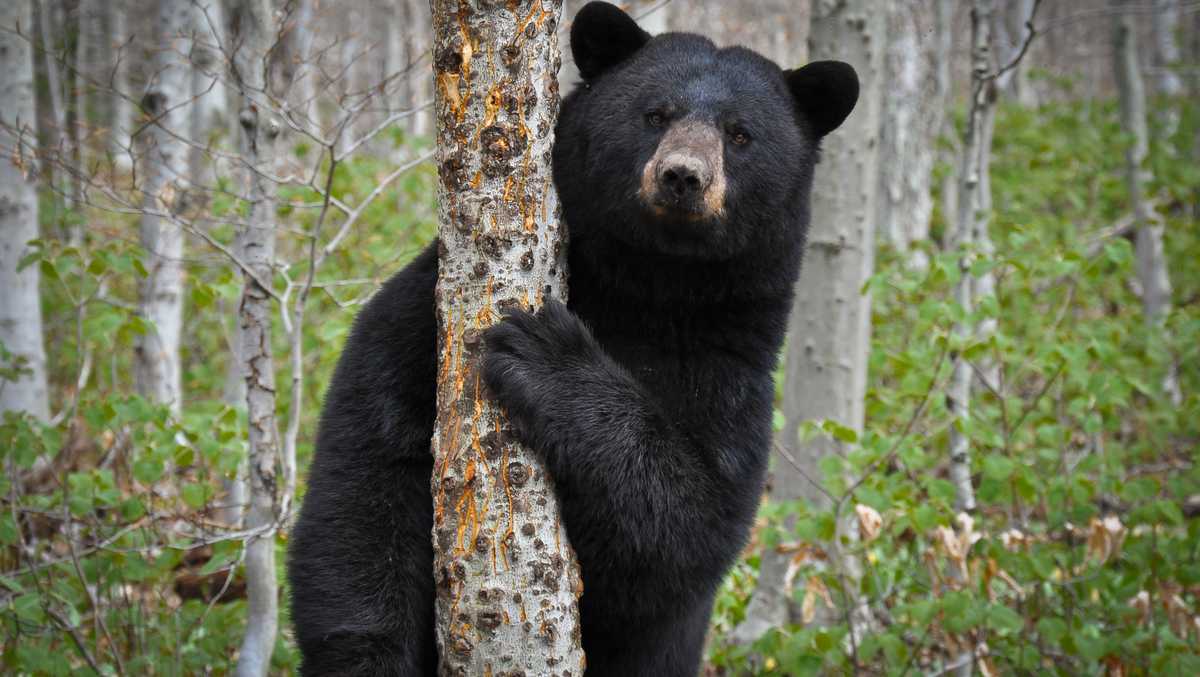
<box><xmin>333</xmin><ymin>7</ymin><xmax>361</xmax><ymax>157</ymax></box>
<box><xmin>108</xmin><ymin>0</ymin><xmax>134</xmax><ymax>169</ymax></box>
<box><xmin>289</xmin><ymin>0</ymin><xmax>320</xmax><ymax>138</ymax></box>
<box><xmin>1114</xmin><ymin>2</ymin><xmax>1179</xmax><ymax>404</ymax></box>
<box><xmin>408</xmin><ymin>0</ymin><xmax>433</xmax><ymax>137</ymax></box>
<box><xmin>230</xmin><ymin>0</ymin><xmax>281</xmax><ymax>674</ymax></box>
<box><xmin>188</xmin><ymin>0</ymin><xmax>228</xmax><ymax>189</ymax></box>
<box><xmin>993</xmin><ymin>0</ymin><xmax>1037</xmax><ymax>107</ymax></box>
<box><xmin>1152</xmin><ymin>0</ymin><xmax>1184</xmax><ymax>98</ymax></box>
<box><xmin>59</xmin><ymin>0</ymin><xmax>82</xmax><ymax>219</ymax></box>
<box><xmin>946</xmin><ymin>2</ymin><xmax>993</xmax><ymax>673</ymax></box>
<box><xmin>1</xmin><ymin>0</ymin><xmax>51</xmax><ymax>423</ymax></box>
<box><xmin>936</xmin><ymin>0</ymin><xmax>957</xmax><ymax>250</ymax></box>
<box><xmin>396</xmin><ymin>0</ymin><xmax>421</xmax><ymax>136</ymax></box>
<box><xmin>951</xmin><ymin>0</ymin><xmax>991</xmax><ymax>524</ymax></box>
<box><xmin>75</xmin><ymin>0</ymin><xmax>99</xmax><ymax>181</ymax></box>
<box><xmin>35</xmin><ymin>0</ymin><xmax>67</xmax><ymax>223</ymax></box>
<box><xmin>736</xmin><ymin>0</ymin><xmax>885</xmax><ymax>647</ymax></box>
<box><xmin>135</xmin><ymin>0</ymin><xmax>192</xmax><ymax>415</ymax></box>
<box><xmin>877</xmin><ymin>0</ymin><xmax>939</xmax><ymax>255</ymax></box>
<box><xmin>428</xmin><ymin>1</ymin><xmax>584</xmax><ymax>674</ymax></box>
<box><xmin>219</xmin><ymin>306</ymin><xmax>247</xmax><ymax>528</ymax></box>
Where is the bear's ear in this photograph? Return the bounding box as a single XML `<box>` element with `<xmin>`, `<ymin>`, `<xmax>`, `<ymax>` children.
<box><xmin>571</xmin><ymin>1</ymin><xmax>652</xmax><ymax>82</ymax></box>
<box><xmin>784</xmin><ymin>61</ymin><xmax>859</xmax><ymax>137</ymax></box>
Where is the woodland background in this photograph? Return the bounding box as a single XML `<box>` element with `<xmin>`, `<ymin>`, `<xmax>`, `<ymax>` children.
<box><xmin>0</xmin><ymin>0</ymin><xmax>1198</xmax><ymax>674</ymax></box>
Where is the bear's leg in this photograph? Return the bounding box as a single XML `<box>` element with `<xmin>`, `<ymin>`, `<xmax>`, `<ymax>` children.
<box><xmin>290</xmin><ymin>458</ymin><xmax>437</xmax><ymax>676</ymax></box>
<box><xmin>289</xmin><ymin>245</ymin><xmax>441</xmax><ymax>675</ymax></box>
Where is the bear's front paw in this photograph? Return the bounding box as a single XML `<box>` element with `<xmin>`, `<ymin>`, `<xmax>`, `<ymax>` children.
<box><xmin>481</xmin><ymin>299</ymin><xmax>595</xmax><ymax>436</ymax></box>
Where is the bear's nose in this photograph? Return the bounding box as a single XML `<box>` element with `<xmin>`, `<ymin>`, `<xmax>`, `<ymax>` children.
<box><xmin>658</xmin><ymin>154</ymin><xmax>711</xmax><ymax>200</ymax></box>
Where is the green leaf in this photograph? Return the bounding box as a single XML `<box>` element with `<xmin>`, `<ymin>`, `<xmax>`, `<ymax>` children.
<box><xmin>822</xmin><ymin>420</ymin><xmax>859</xmax><ymax>444</ymax></box>
<box><xmin>0</xmin><ymin>515</ymin><xmax>18</xmax><ymax>545</ymax></box>
<box><xmin>181</xmin><ymin>483</ymin><xmax>208</xmax><ymax>510</ymax></box>
<box><xmin>912</xmin><ymin>504</ymin><xmax>939</xmax><ymax>532</ymax></box>
<box><xmin>14</xmin><ymin>593</ymin><xmax>46</xmax><ymax>623</ymax></box>
<box><xmin>1036</xmin><ymin>617</ymin><xmax>1067</xmax><ymax>643</ymax></box>
<box><xmin>0</xmin><ymin>575</ymin><xmax>24</xmax><ymax>594</ymax></box>
<box><xmin>121</xmin><ymin>497</ymin><xmax>146</xmax><ymax>520</ymax></box>
<box><xmin>982</xmin><ymin>455</ymin><xmax>1016</xmax><ymax>481</ymax></box>
<box><xmin>198</xmin><ymin>544</ymin><xmax>240</xmax><ymax>577</ymax></box>
<box><xmin>927</xmin><ymin>478</ymin><xmax>956</xmax><ymax>504</ymax></box>
<box><xmin>987</xmin><ymin>603</ymin><xmax>1024</xmax><ymax>633</ymax></box>
<box><xmin>132</xmin><ymin>457</ymin><xmax>164</xmax><ymax>485</ymax></box>
<box><xmin>1154</xmin><ymin>500</ymin><xmax>1184</xmax><ymax>526</ymax></box>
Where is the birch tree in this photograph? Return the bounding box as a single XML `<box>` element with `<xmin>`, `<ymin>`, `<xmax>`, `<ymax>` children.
<box><xmin>735</xmin><ymin>0</ymin><xmax>884</xmax><ymax>646</ymax></box>
<box><xmin>993</xmin><ymin>0</ymin><xmax>1038</xmax><ymax>107</ymax></box>
<box><xmin>230</xmin><ymin>0</ymin><xmax>282</xmax><ymax>673</ymax></box>
<box><xmin>108</xmin><ymin>0</ymin><xmax>135</xmax><ymax>169</ymax></box>
<box><xmin>428</xmin><ymin>0</ymin><xmax>584</xmax><ymax>673</ymax></box>
<box><xmin>135</xmin><ymin>0</ymin><xmax>193</xmax><ymax>414</ymax></box>
<box><xmin>34</xmin><ymin>0</ymin><xmax>69</xmax><ymax>221</ymax></box>
<box><xmin>944</xmin><ymin>2</ymin><xmax>994</xmax><ymax>673</ymax></box>
<box><xmin>877</xmin><ymin>0</ymin><xmax>941</xmax><ymax>258</ymax></box>
<box><xmin>1</xmin><ymin>0</ymin><xmax>50</xmax><ymax>422</ymax></box>
<box><xmin>287</xmin><ymin>0</ymin><xmax>320</xmax><ymax>137</ymax></box>
<box><xmin>1113</xmin><ymin>1</ymin><xmax>1180</xmax><ymax>404</ymax></box>
<box><xmin>1151</xmin><ymin>0</ymin><xmax>1184</xmax><ymax>98</ymax></box>
<box><xmin>188</xmin><ymin>0</ymin><xmax>229</xmax><ymax>188</ymax></box>
<box><xmin>935</xmin><ymin>0</ymin><xmax>957</xmax><ymax>236</ymax></box>
<box><xmin>949</xmin><ymin>0</ymin><xmax>993</xmax><ymax>534</ymax></box>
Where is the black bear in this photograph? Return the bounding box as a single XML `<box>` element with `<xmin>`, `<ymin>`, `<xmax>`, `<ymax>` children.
<box><xmin>288</xmin><ymin>2</ymin><xmax>858</xmax><ymax>675</ymax></box>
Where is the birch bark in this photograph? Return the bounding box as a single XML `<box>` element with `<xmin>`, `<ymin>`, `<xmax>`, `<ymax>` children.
<box><xmin>1</xmin><ymin>0</ymin><xmax>50</xmax><ymax>422</ymax></box>
<box><xmin>428</xmin><ymin>1</ymin><xmax>584</xmax><ymax>673</ymax></box>
<box><xmin>945</xmin><ymin>3</ymin><xmax>993</xmax><ymax>673</ymax></box>
<box><xmin>877</xmin><ymin>0</ymin><xmax>939</xmax><ymax>255</ymax></box>
<box><xmin>936</xmin><ymin>0</ymin><xmax>957</xmax><ymax>246</ymax></box>
<box><xmin>1152</xmin><ymin>0</ymin><xmax>1184</xmax><ymax>98</ymax></box>
<box><xmin>108</xmin><ymin>0</ymin><xmax>134</xmax><ymax>169</ymax></box>
<box><xmin>290</xmin><ymin>0</ymin><xmax>320</xmax><ymax>137</ymax></box>
<box><xmin>1114</xmin><ymin>2</ymin><xmax>1180</xmax><ymax>405</ymax></box>
<box><xmin>229</xmin><ymin>0</ymin><xmax>282</xmax><ymax>674</ymax></box>
<box><xmin>135</xmin><ymin>0</ymin><xmax>193</xmax><ymax>414</ymax></box>
<box><xmin>736</xmin><ymin>0</ymin><xmax>885</xmax><ymax>646</ymax></box>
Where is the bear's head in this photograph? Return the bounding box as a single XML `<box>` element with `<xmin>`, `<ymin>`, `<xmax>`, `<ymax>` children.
<box><xmin>554</xmin><ymin>1</ymin><xmax>858</xmax><ymax>262</ymax></box>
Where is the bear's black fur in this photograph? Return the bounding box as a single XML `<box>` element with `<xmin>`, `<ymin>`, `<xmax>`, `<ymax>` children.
<box><xmin>288</xmin><ymin>2</ymin><xmax>858</xmax><ymax>675</ymax></box>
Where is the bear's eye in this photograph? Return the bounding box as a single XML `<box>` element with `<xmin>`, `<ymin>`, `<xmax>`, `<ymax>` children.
<box><xmin>646</xmin><ymin>111</ymin><xmax>666</xmax><ymax>128</ymax></box>
<box><xmin>729</xmin><ymin>128</ymin><xmax>751</xmax><ymax>146</ymax></box>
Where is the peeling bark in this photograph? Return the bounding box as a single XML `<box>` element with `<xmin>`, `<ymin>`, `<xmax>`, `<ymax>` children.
<box><xmin>428</xmin><ymin>1</ymin><xmax>584</xmax><ymax>674</ymax></box>
<box><xmin>1</xmin><ymin>0</ymin><xmax>50</xmax><ymax>422</ymax></box>
<box><xmin>230</xmin><ymin>0</ymin><xmax>281</xmax><ymax>674</ymax></box>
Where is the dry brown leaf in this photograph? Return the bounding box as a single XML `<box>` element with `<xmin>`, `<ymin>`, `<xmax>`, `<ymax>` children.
<box><xmin>1164</xmin><ymin>592</ymin><xmax>1191</xmax><ymax>639</ymax></box>
<box><xmin>156</xmin><ymin>181</ymin><xmax>179</xmax><ymax>212</ymax></box>
<box><xmin>1086</xmin><ymin>515</ymin><xmax>1126</xmax><ymax>563</ymax></box>
<box><xmin>855</xmin><ymin>503</ymin><xmax>882</xmax><ymax>542</ymax></box>
<box><xmin>800</xmin><ymin>575</ymin><xmax>833</xmax><ymax>624</ymax></box>
<box><xmin>1128</xmin><ymin>590</ymin><xmax>1151</xmax><ymax>625</ymax></box>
